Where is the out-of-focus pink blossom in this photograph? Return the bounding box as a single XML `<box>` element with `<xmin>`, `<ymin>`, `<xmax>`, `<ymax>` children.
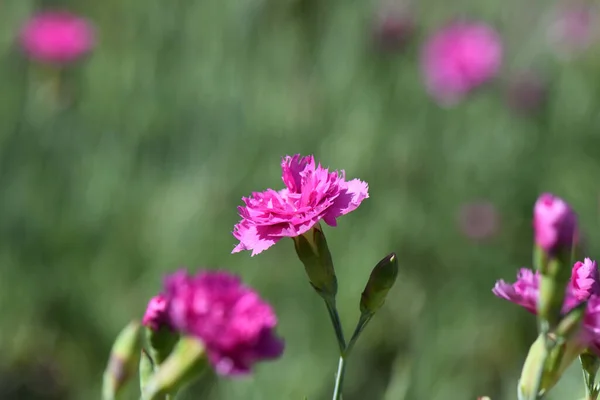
<box><xmin>457</xmin><ymin>201</ymin><xmax>500</xmax><ymax>240</ymax></box>
<box><xmin>421</xmin><ymin>21</ymin><xmax>503</xmax><ymax>105</ymax></box>
<box><xmin>142</xmin><ymin>295</ymin><xmax>170</xmax><ymax>331</ymax></box>
<box><xmin>505</xmin><ymin>71</ymin><xmax>548</xmax><ymax>114</ymax></box>
<box><xmin>164</xmin><ymin>270</ymin><xmax>284</xmax><ymax>376</ymax></box>
<box><xmin>19</xmin><ymin>11</ymin><xmax>95</xmax><ymax>64</ymax></box>
<box><xmin>232</xmin><ymin>154</ymin><xmax>369</xmax><ymax>256</ymax></box>
<box><xmin>373</xmin><ymin>9</ymin><xmax>415</xmax><ymax>51</ymax></box>
<box><xmin>494</xmin><ymin>260</ymin><xmax>600</xmax><ymax>351</ymax></box>
<box><xmin>533</xmin><ymin>193</ymin><xmax>578</xmax><ymax>256</ymax></box>
<box><xmin>572</xmin><ymin>258</ymin><xmax>600</xmax><ymax>301</ymax></box>
<box><xmin>548</xmin><ymin>4</ymin><xmax>599</xmax><ymax>58</ymax></box>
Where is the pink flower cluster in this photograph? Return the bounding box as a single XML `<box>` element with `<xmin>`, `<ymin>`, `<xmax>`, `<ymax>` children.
<box><xmin>493</xmin><ymin>258</ymin><xmax>600</xmax><ymax>352</ymax></box>
<box><xmin>421</xmin><ymin>21</ymin><xmax>503</xmax><ymax>105</ymax></box>
<box><xmin>232</xmin><ymin>154</ymin><xmax>369</xmax><ymax>256</ymax></box>
<box><xmin>143</xmin><ymin>270</ymin><xmax>284</xmax><ymax>376</ymax></box>
<box><xmin>19</xmin><ymin>11</ymin><xmax>95</xmax><ymax>64</ymax></box>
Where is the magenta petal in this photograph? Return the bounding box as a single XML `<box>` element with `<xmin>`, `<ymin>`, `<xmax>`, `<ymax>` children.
<box><xmin>492</xmin><ymin>268</ymin><xmax>539</xmax><ymax>314</ymax></box>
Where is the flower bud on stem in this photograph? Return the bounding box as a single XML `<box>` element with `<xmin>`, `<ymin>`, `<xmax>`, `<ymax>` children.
<box><xmin>102</xmin><ymin>321</ymin><xmax>143</xmax><ymax>400</ymax></box>
<box><xmin>580</xmin><ymin>350</ymin><xmax>600</xmax><ymax>400</ymax></box>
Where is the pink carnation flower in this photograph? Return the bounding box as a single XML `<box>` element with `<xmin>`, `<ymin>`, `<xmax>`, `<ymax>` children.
<box><xmin>232</xmin><ymin>154</ymin><xmax>369</xmax><ymax>256</ymax></box>
<box><xmin>421</xmin><ymin>21</ymin><xmax>503</xmax><ymax>105</ymax></box>
<box><xmin>164</xmin><ymin>270</ymin><xmax>284</xmax><ymax>376</ymax></box>
<box><xmin>19</xmin><ymin>11</ymin><xmax>95</xmax><ymax>64</ymax></box>
<box><xmin>533</xmin><ymin>193</ymin><xmax>578</xmax><ymax>255</ymax></box>
<box><xmin>493</xmin><ymin>260</ymin><xmax>600</xmax><ymax>352</ymax></box>
<box><xmin>142</xmin><ymin>295</ymin><xmax>170</xmax><ymax>331</ymax></box>
<box><xmin>572</xmin><ymin>258</ymin><xmax>600</xmax><ymax>301</ymax></box>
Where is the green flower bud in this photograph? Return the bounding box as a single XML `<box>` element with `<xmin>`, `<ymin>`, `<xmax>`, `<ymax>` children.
<box><xmin>139</xmin><ymin>349</ymin><xmax>154</xmax><ymax>394</ymax></box>
<box><xmin>102</xmin><ymin>321</ymin><xmax>143</xmax><ymax>400</ymax></box>
<box><xmin>141</xmin><ymin>336</ymin><xmax>207</xmax><ymax>400</ymax></box>
<box><xmin>360</xmin><ymin>253</ymin><xmax>398</xmax><ymax>315</ymax></box>
<box><xmin>292</xmin><ymin>223</ymin><xmax>338</xmax><ymax>300</ymax></box>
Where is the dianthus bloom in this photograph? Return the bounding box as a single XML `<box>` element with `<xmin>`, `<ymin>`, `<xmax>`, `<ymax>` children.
<box><xmin>232</xmin><ymin>154</ymin><xmax>369</xmax><ymax>256</ymax></box>
<box><xmin>142</xmin><ymin>295</ymin><xmax>170</xmax><ymax>331</ymax></box>
<box><xmin>19</xmin><ymin>11</ymin><xmax>95</xmax><ymax>64</ymax></box>
<box><xmin>493</xmin><ymin>259</ymin><xmax>600</xmax><ymax>351</ymax></box>
<box><xmin>533</xmin><ymin>193</ymin><xmax>578</xmax><ymax>255</ymax></box>
<box><xmin>421</xmin><ymin>21</ymin><xmax>502</xmax><ymax>105</ymax></box>
<box><xmin>163</xmin><ymin>270</ymin><xmax>284</xmax><ymax>376</ymax></box>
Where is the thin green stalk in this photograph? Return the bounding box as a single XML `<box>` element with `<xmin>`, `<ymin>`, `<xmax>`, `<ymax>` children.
<box><xmin>345</xmin><ymin>313</ymin><xmax>373</xmax><ymax>357</ymax></box>
<box><xmin>324</xmin><ymin>297</ymin><xmax>346</xmax><ymax>353</ymax></box>
<box><xmin>332</xmin><ymin>355</ymin><xmax>347</xmax><ymax>400</ymax></box>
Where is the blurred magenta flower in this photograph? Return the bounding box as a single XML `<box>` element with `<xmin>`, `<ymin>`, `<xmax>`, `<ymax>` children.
<box><xmin>164</xmin><ymin>270</ymin><xmax>284</xmax><ymax>376</ymax></box>
<box><xmin>19</xmin><ymin>11</ymin><xmax>95</xmax><ymax>64</ymax></box>
<box><xmin>505</xmin><ymin>71</ymin><xmax>547</xmax><ymax>114</ymax></box>
<box><xmin>421</xmin><ymin>21</ymin><xmax>503</xmax><ymax>105</ymax></box>
<box><xmin>548</xmin><ymin>4</ymin><xmax>598</xmax><ymax>58</ymax></box>
<box><xmin>232</xmin><ymin>154</ymin><xmax>369</xmax><ymax>256</ymax></box>
<box><xmin>373</xmin><ymin>8</ymin><xmax>415</xmax><ymax>51</ymax></box>
<box><xmin>493</xmin><ymin>259</ymin><xmax>600</xmax><ymax>349</ymax></box>
<box><xmin>142</xmin><ymin>295</ymin><xmax>170</xmax><ymax>331</ymax></box>
<box><xmin>533</xmin><ymin>193</ymin><xmax>578</xmax><ymax>256</ymax></box>
<box><xmin>572</xmin><ymin>258</ymin><xmax>600</xmax><ymax>301</ymax></box>
<box><xmin>457</xmin><ymin>201</ymin><xmax>500</xmax><ymax>240</ymax></box>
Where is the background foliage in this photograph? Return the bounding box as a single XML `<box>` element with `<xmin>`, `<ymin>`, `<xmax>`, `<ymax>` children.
<box><xmin>2</xmin><ymin>0</ymin><xmax>600</xmax><ymax>399</ymax></box>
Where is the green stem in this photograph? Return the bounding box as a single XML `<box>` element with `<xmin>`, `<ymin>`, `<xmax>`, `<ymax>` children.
<box><xmin>324</xmin><ymin>297</ymin><xmax>346</xmax><ymax>353</ymax></box>
<box><xmin>332</xmin><ymin>355</ymin><xmax>347</xmax><ymax>400</ymax></box>
<box><xmin>345</xmin><ymin>313</ymin><xmax>373</xmax><ymax>357</ymax></box>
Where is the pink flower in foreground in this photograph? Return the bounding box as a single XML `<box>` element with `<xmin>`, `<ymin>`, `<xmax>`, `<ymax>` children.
<box><xmin>142</xmin><ymin>295</ymin><xmax>170</xmax><ymax>331</ymax></box>
<box><xmin>164</xmin><ymin>270</ymin><xmax>284</xmax><ymax>376</ymax></box>
<box><xmin>19</xmin><ymin>11</ymin><xmax>95</xmax><ymax>64</ymax></box>
<box><xmin>533</xmin><ymin>193</ymin><xmax>578</xmax><ymax>255</ymax></box>
<box><xmin>493</xmin><ymin>260</ymin><xmax>600</xmax><ymax>351</ymax></box>
<box><xmin>421</xmin><ymin>21</ymin><xmax>503</xmax><ymax>105</ymax></box>
<box><xmin>232</xmin><ymin>154</ymin><xmax>369</xmax><ymax>256</ymax></box>
<box><xmin>572</xmin><ymin>258</ymin><xmax>600</xmax><ymax>301</ymax></box>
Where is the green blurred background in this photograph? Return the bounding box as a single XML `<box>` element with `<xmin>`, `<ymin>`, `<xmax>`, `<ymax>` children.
<box><xmin>2</xmin><ymin>0</ymin><xmax>600</xmax><ymax>399</ymax></box>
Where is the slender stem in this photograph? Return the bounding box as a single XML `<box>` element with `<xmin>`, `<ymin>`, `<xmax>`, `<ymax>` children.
<box><xmin>324</xmin><ymin>297</ymin><xmax>346</xmax><ymax>353</ymax></box>
<box><xmin>345</xmin><ymin>313</ymin><xmax>373</xmax><ymax>357</ymax></box>
<box><xmin>332</xmin><ymin>355</ymin><xmax>347</xmax><ymax>400</ymax></box>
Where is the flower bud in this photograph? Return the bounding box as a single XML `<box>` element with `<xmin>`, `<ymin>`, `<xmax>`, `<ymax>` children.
<box><xmin>142</xmin><ymin>295</ymin><xmax>179</xmax><ymax>367</ymax></box>
<box><xmin>292</xmin><ymin>223</ymin><xmax>338</xmax><ymax>300</ymax></box>
<box><xmin>579</xmin><ymin>350</ymin><xmax>600</xmax><ymax>395</ymax></box>
<box><xmin>360</xmin><ymin>253</ymin><xmax>398</xmax><ymax>315</ymax></box>
<box><xmin>102</xmin><ymin>321</ymin><xmax>143</xmax><ymax>400</ymax></box>
<box><xmin>139</xmin><ymin>349</ymin><xmax>154</xmax><ymax>393</ymax></box>
<box><xmin>141</xmin><ymin>336</ymin><xmax>207</xmax><ymax>400</ymax></box>
<box><xmin>533</xmin><ymin>193</ymin><xmax>578</xmax><ymax>258</ymax></box>
<box><xmin>518</xmin><ymin>333</ymin><xmax>584</xmax><ymax>398</ymax></box>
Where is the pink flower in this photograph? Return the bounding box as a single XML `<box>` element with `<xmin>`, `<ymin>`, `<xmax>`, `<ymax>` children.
<box><xmin>457</xmin><ymin>201</ymin><xmax>500</xmax><ymax>240</ymax></box>
<box><xmin>533</xmin><ymin>193</ymin><xmax>578</xmax><ymax>255</ymax></box>
<box><xmin>493</xmin><ymin>260</ymin><xmax>600</xmax><ymax>351</ymax></box>
<box><xmin>164</xmin><ymin>270</ymin><xmax>284</xmax><ymax>376</ymax></box>
<box><xmin>19</xmin><ymin>11</ymin><xmax>95</xmax><ymax>64</ymax></box>
<box><xmin>548</xmin><ymin>4</ymin><xmax>599</xmax><ymax>58</ymax></box>
<box><xmin>421</xmin><ymin>21</ymin><xmax>503</xmax><ymax>105</ymax></box>
<box><xmin>142</xmin><ymin>295</ymin><xmax>170</xmax><ymax>331</ymax></box>
<box><xmin>572</xmin><ymin>258</ymin><xmax>600</xmax><ymax>301</ymax></box>
<box><xmin>232</xmin><ymin>154</ymin><xmax>369</xmax><ymax>256</ymax></box>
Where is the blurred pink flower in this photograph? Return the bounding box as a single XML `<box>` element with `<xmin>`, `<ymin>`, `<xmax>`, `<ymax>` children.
<box><xmin>457</xmin><ymin>201</ymin><xmax>500</xmax><ymax>240</ymax></box>
<box><xmin>232</xmin><ymin>154</ymin><xmax>369</xmax><ymax>256</ymax></box>
<box><xmin>19</xmin><ymin>11</ymin><xmax>95</xmax><ymax>64</ymax></box>
<box><xmin>505</xmin><ymin>71</ymin><xmax>547</xmax><ymax>114</ymax></box>
<box><xmin>494</xmin><ymin>260</ymin><xmax>600</xmax><ymax>351</ymax></box>
<box><xmin>373</xmin><ymin>9</ymin><xmax>415</xmax><ymax>51</ymax></box>
<box><xmin>164</xmin><ymin>270</ymin><xmax>284</xmax><ymax>376</ymax></box>
<box><xmin>533</xmin><ymin>193</ymin><xmax>578</xmax><ymax>256</ymax></box>
<box><xmin>572</xmin><ymin>258</ymin><xmax>600</xmax><ymax>301</ymax></box>
<box><xmin>548</xmin><ymin>4</ymin><xmax>599</xmax><ymax>58</ymax></box>
<box><xmin>142</xmin><ymin>295</ymin><xmax>170</xmax><ymax>331</ymax></box>
<box><xmin>421</xmin><ymin>21</ymin><xmax>503</xmax><ymax>105</ymax></box>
